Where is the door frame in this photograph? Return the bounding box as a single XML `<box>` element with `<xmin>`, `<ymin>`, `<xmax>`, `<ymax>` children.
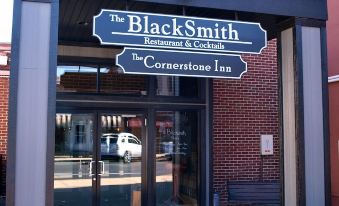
<box><xmin>96</xmin><ymin>111</ymin><xmax>147</xmax><ymax>206</ymax></box>
<box><xmin>55</xmin><ymin>98</ymin><xmax>209</xmax><ymax>206</ymax></box>
<box><xmin>55</xmin><ymin>109</ymin><xmax>148</xmax><ymax>206</ymax></box>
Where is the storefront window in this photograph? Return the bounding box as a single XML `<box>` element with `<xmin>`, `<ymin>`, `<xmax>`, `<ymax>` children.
<box><xmin>57</xmin><ymin>65</ymin><xmax>201</xmax><ymax>98</ymax></box>
<box><xmin>155</xmin><ymin>111</ymin><xmax>199</xmax><ymax>205</ymax></box>
<box><xmin>156</xmin><ymin>76</ymin><xmax>199</xmax><ymax>97</ymax></box>
<box><xmin>100</xmin><ymin>114</ymin><xmax>144</xmax><ymax>206</ymax></box>
<box><xmin>54</xmin><ymin>113</ymin><xmax>145</xmax><ymax>206</ymax></box>
<box><xmin>54</xmin><ymin>113</ymin><xmax>94</xmax><ymax>206</ymax></box>
<box><xmin>99</xmin><ymin>67</ymin><xmax>147</xmax><ymax>95</ymax></box>
<box><xmin>57</xmin><ymin>66</ymin><xmax>98</xmax><ymax>93</ymax></box>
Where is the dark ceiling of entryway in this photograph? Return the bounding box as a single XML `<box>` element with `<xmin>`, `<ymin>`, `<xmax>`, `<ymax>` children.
<box><xmin>58</xmin><ymin>0</ymin><xmax>288</xmax><ymax>45</ymax></box>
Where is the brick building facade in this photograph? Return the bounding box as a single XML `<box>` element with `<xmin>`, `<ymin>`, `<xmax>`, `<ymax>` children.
<box><xmin>7</xmin><ymin>0</ymin><xmax>329</xmax><ymax>205</ymax></box>
<box><xmin>1</xmin><ymin>39</ymin><xmax>279</xmax><ymax>205</ymax></box>
<box><xmin>1</xmin><ymin>40</ymin><xmax>280</xmax><ymax>205</ymax></box>
<box><xmin>213</xmin><ymin>40</ymin><xmax>279</xmax><ymax>205</ymax></box>
<box><xmin>0</xmin><ymin>43</ymin><xmax>10</xmax><ymax>197</ymax></box>
<box><xmin>57</xmin><ymin>40</ymin><xmax>279</xmax><ymax>205</ymax></box>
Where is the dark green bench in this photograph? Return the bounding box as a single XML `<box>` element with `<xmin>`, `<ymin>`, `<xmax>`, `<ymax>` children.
<box><xmin>227</xmin><ymin>181</ymin><xmax>281</xmax><ymax>205</ymax></box>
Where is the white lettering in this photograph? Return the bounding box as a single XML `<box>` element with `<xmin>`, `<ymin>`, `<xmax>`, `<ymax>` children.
<box><xmin>221</xmin><ymin>27</ymin><xmax>228</xmax><ymax>39</ymax></box>
<box><xmin>214</xmin><ymin>59</ymin><xmax>232</xmax><ymax>72</ymax></box>
<box><xmin>214</xmin><ymin>59</ymin><xmax>219</xmax><ymax>71</ymax></box>
<box><xmin>144</xmin><ymin>55</ymin><xmax>155</xmax><ymax>68</ymax></box>
<box><xmin>172</xmin><ymin>18</ymin><xmax>184</xmax><ymax>36</ymax></box>
<box><xmin>228</xmin><ymin>23</ymin><xmax>239</xmax><ymax>40</ymax></box>
<box><xmin>214</xmin><ymin>23</ymin><xmax>220</xmax><ymax>39</ymax></box>
<box><xmin>197</xmin><ymin>27</ymin><xmax>213</xmax><ymax>38</ymax></box>
<box><xmin>150</xmin><ymin>23</ymin><xmax>160</xmax><ymax>34</ymax></box>
<box><xmin>127</xmin><ymin>15</ymin><xmax>142</xmax><ymax>32</ymax></box>
<box><xmin>127</xmin><ymin>15</ymin><xmax>241</xmax><ymax>41</ymax></box>
<box><xmin>143</xmin><ymin>16</ymin><xmax>149</xmax><ymax>33</ymax></box>
<box><xmin>143</xmin><ymin>55</ymin><xmax>212</xmax><ymax>72</ymax></box>
<box><xmin>161</xmin><ymin>24</ymin><xmax>171</xmax><ymax>35</ymax></box>
<box><xmin>185</xmin><ymin>20</ymin><xmax>195</xmax><ymax>37</ymax></box>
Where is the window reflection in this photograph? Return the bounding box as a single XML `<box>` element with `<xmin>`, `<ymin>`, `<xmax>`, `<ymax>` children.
<box><xmin>156</xmin><ymin>111</ymin><xmax>198</xmax><ymax>206</ymax></box>
<box><xmin>156</xmin><ymin>76</ymin><xmax>199</xmax><ymax>97</ymax></box>
<box><xmin>100</xmin><ymin>67</ymin><xmax>147</xmax><ymax>95</ymax></box>
<box><xmin>100</xmin><ymin>114</ymin><xmax>144</xmax><ymax>206</ymax></box>
<box><xmin>57</xmin><ymin>66</ymin><xmax>98</xmax><ymax>93</ymax></box>
<box><xmin>56</xmin><ymin>65</ymin><xmax>200</xmax><ymax>97</ymax></box>
<box><xmin>54</xmin><ymin>113</ymin><xmax>94</xmax><ymax>206</ymax></box>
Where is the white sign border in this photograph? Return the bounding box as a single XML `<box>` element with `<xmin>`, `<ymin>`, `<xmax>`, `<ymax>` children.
<box><xmin>116</xmin><ymin>47</ymin><xmax>248</xmax><ymax>79</ymax></box>
<box><xmin>93</xmin><ymin>9</ymin><xmax>267</xmax><ymax>55</ymax></box>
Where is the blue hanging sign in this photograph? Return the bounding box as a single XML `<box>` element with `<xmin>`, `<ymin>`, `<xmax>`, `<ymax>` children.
<box><xmin>93</xmin><ymin>10</ymin><xmax>267</xmax><ymax>54</ymax></box>
<box><xmin>116</xmin><ymin>48</ymin><xmax>247</xmax><ymax>79</ymax></box>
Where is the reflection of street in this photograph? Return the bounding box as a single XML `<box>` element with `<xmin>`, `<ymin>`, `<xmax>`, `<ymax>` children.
<box><xmin>55</xmin><ymin>175</ymin><xmax>173</xmax><ymax>189</ymax></box>
<box><xmin>54</xmin><ymin>160</ymin><xmax>173</xmax><ymax>189</ymax></box>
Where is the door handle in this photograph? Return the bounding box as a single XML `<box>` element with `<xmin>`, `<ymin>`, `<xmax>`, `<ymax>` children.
<box><xmin>98</xmin><ymin>161</ymin><xmax>105</xmax><ymax>176</ymax></box>
<box><xmin>89</xmin><ymin>161</ymin><xmax>95</xmax><ymax>176</ymax></box>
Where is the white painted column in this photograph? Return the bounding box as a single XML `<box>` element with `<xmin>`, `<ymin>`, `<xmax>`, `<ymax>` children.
<box><xmin>15</xmin><ymin>2</ymin><xmax>51</xmax><ymax>206</ymax></box>
<box><xmin>280</xmin><ymin>23</ymin><xmax>328</xmax><ymax>206</ymax></box>
<box><xmin>302</xmin><ymin>26</ymin><xmax>325</xmax><ymax>206</ymax></box>
<box><xmin>281</xmin><ymin>27</ymin><xmax>297</xmax><ymax>206</ymax></box>
<box><xmin>6</xmin><ymin>1</ymin><xmax>57</xmax><ymax>206</ymax></box>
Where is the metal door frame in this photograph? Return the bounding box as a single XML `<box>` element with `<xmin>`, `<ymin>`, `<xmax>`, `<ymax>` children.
<box><xmin>95</xmin><ymin>110</ymin><xmax>147</xmax><ymax>206</ymax></box>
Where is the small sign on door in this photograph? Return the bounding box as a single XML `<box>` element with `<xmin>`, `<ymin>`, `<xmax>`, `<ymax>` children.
<box><xmin>260</xmin><ymin>135</ymin><xmax>274</xmax><ymax>155</ymax></box>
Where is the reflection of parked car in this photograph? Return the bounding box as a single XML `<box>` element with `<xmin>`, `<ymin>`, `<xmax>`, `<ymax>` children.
<box><xmin>161</xmin><ymin>141</ymin><xmax>174</xmax><ymax>160</ymax></box>
<box><xmin>101</xmin><ymin>133</ymin><xmax>142</xmax><ymax>163</ymax></box>
<box><xmin>161</xmin><ymin>141</ymin><xmax>174</xmax><ymax>155</ymax></box>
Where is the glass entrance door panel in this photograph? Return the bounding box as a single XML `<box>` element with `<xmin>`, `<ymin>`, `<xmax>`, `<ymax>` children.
<box><xmin>99</xmin><ymin>114</ymin><xmax>144</xmax><ymax>206</ymax></box>
<box><xmin>54</xmin><ymin>113</ymin><xmax>95</xmax><ymax>206</ymax></box>
<box><xmin>155</xmin><ymin>111</ymin><xmax>199</xmax><ymax>206</ymax></box>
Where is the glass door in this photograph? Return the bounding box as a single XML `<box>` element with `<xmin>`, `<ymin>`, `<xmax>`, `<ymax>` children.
<box><xmin>98</xmin><ymin>113</ymin><xmax>145</xmax><ymax>206</ymax></box>
<box><xmin>54</xmin><ymin>112</ymin><xmax>146</xmax><ymax>206</ymax></box>
<box><xmin>155</xmin><ymin>111</ymin><xmax>199</xmax><ymax>206</ymax></box>
<box><xmin>54</xmin><ymin>110</ymin><xmax>200</xmax><ymax>206</ymax></box>
<box><xmin>54</xmin><ymin>113</ymin><xmax>96</xmax><ymax>206</ymax></box>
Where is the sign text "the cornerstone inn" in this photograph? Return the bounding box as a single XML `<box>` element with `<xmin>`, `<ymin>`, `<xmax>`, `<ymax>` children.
<box><xmin>116</xmin><ymin>48</ymin><xmax>247</xmax><ymax>79</ymax></box>
<box><xmin>93</xmin><ymin>10</ymin><xmax>267</xmax><ymax>54</ymax></box>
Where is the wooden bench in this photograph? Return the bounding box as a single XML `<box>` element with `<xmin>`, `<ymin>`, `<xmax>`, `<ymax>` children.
<box><xmin>227</xmin><ymin>181</ymin><xmax>281</xmax><ymax>205</ymax></box>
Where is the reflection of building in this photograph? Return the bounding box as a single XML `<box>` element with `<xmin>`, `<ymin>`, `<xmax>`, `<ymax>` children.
<box><xmin>55</xmin><ymin>114</ymin><xmax>93</xmax><ymax>155</ymax></box>
<box><xmin>58</xmin><ymin>67</ymin><xmax>146</xmax><ymax>94</ymax></box>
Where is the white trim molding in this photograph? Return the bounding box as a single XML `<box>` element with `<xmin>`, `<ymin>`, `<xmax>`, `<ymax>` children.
<box><xmin>328</xmin><ymin>75</ymin><xmax>339</xmax><ymax>83</ymax></box>
<box><xmin>0</xmin><ymin>70</ymin><xmax>10</xmax><ymax>77</ymax></box>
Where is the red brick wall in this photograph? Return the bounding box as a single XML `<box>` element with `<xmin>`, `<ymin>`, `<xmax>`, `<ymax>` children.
<box><xmin>0</xmin><ymin>54</ymin><xmax>9</xmax><ymax>157</ymax></box>
<box><xmin>212</xmin><ymin>40</ymin><xmax>279</xmax><ymax>205</ymax></box>
<box><xmin>0</xmin><ymin>43</ymin><xmax>10</xmax><ymax>196</ymax></box>
<box><xmin>0</xmin><ymin>77</ymin><xmax>8</xmax><ymax>156</ymax></box>
<box><xmin>0</xmin><ymin>76</ymin><xmax>8</xmax><ymax>196</ymax></box>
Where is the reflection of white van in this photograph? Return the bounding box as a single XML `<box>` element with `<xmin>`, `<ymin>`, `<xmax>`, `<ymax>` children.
<box><xmin>161</xmin><ymin>141</ymin><xmax>174</xmax><ymax>155</ymax></box>
<box><xmin>101</xmin><ymin>133</ymin><xmax>142</xmax><ymax>163</ymax></box>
